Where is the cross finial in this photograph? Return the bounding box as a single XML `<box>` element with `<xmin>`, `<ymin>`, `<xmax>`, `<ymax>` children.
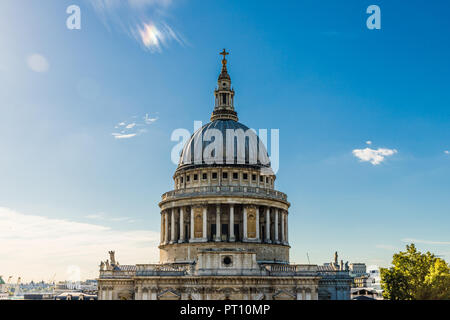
<box><xmin>220</xmin><ymin>48</ymin><xmax>229</xmax><ymax>60</ymax></box>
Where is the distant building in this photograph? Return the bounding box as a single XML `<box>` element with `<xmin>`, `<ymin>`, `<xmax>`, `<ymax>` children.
<box><xmin>349</xmin><ymin>263</ymin><xmax>367</xmax><ymax>277</ymax></box>
<box><xmin>54</xmin><ymin>292</ymin><xmax>97</xmax><ymax>300</ymax></box>
<box><xmin>0</xmin><ymin>276</ymin><xmax>5</xmax><ymax>292</ymax></box>
<box><xmin>0</xmin><ymin>276</ymin><xmax>7</xmax><ymax>299</ymax></box>
<box><xmin>351</xmin><ymin>265</ymin><xmax>383</xmax><ymax>300</ymax></box>
<box><xmin>351</xmin><ymin>288</ymin><xmax>379</xmax><ymax>300</ymax></box>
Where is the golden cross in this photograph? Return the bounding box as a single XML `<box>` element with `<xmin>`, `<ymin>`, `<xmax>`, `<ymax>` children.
<box><xmin>220</xmin><ymin>48</ymin><xmax>229</xmax><ymax>60</ymax></box>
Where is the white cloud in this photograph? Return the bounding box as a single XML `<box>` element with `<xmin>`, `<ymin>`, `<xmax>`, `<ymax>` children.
<box><xmin>112</xmin><ymin>114</ymin><xmax>158</xmax><ymax>139</ymax></box>
<box><xmin>366</xmin><ymin>140</ymin><xmax>372</xmax><ymax>145</ymax></box>
<box><xmin>445</xmin><ymin>150</ymin><xmax>449</xmax><ymax>155</ymax></box>
<box><xmin>352</xmin><ymin>147</ymin><xmax>397</xmax><ymax>165</ymax></box>
<box><xmin>112</xmin><ymin>133</ymin><xmax>137</xmax><ymax>139</ymax></box>
<box><xmin>27</xmin><ymin>54</ymin><xmax>49</xmax><ymax>73</ymax></box>
<box><xmin>88</xmin><ymin>0</ymin><xmax>184</xmax><ymax>52</ymax></box>
<box><xmin>144</xmin><ymin>114</ymin><xmax>158</xmax><ymax>124</ymax></box>
<box><xmin>86</xmin><ymin>213</ymin><xmax>137</xmax><ymax>223</ymax></box>
<box><xmin>401</xmin><ymin>238</ymin><xmax>450</xmax><ymax>245</ymax></box>
<box><xmin>0</xmin><ymin>207</ymin><xmax>159</xmax><ymax>282</ymax></box>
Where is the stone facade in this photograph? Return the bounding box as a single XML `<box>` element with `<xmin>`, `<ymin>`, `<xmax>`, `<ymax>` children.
<box><xmin>97</xmin><ymin>50</ymin><xmax>352</xmax><ymax>300</ymax></box>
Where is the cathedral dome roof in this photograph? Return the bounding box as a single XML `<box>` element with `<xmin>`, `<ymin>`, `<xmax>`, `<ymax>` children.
<box><xmin>177</xmin><ymin>119</ymin><xmax>271</xmax><ymax>171</ymax></box>
<box><xmin>177</xmin><ymin>49</ymin><xmax>272</xmax><ymax>173</ymax></box>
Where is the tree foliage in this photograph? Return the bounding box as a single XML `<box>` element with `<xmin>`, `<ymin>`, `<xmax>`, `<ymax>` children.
<box><xmin>380</xmin><ymin>244</ymin><xmax>450</xmax><ymax>300</ymax></box>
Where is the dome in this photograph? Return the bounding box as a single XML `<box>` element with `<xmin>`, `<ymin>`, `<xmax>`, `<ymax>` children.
<box><xmin>177</xmin><ymin>119</ymin><xmax>271</xmax><ymax>171</ymax></box>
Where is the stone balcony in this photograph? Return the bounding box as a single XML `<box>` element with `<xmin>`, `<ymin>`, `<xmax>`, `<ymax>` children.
<box><xmin>262</xmin><ymin>264</ymin><xmax>320</xmax><ymax>277</ymax></box>
<box><xmin>135</xmin><ymin>264</ymin><xmax>193</xmax><ymax>276</ymax></box>
<box><xmin>161</xmin><ymin>186</ymin><xmax>288</xmax><ymax>203</ymax></box>
<box><xmin>99</xmin><ymin>270</ymin><xmax>135</xmax><ymax>279</ymax></box>
<box><xmin>99</xmin><ymin>263</ymin><xmax>331</xmax><ymax>279</ymax></box>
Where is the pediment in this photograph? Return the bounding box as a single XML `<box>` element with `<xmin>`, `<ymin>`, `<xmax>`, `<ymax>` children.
<box><xmin>273</xmin><ymin>290</ymin><xmax>296</xmax><ymax>300</ymax></box>
<box><xmin>158</xmin><ymin>289</ymin><xmax>181</xmax><ymax>300</ymax></box>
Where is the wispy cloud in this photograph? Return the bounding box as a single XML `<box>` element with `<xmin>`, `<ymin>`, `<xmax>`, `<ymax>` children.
<box><xmin>112</xmin><ymin>133</ymin><xmax>137</xmax><ymax>139</ymax></box>
<box><xmin>86</xmin><ymin>212</ymin><xmax>137</xmax><ymax>223</ymax></box>
<box><xmin>401</xmin><ymin>238</ymin><xmax>450</xmax><ymax>245</ymax></box>
<box><xmin>133</xmin><ymin>22</ymin><xmax>183</xmax><ymax>52</ymax></box>
<box><xmin>112</xmin><ymin>113</ymin><xmax>158</xmax><ymax>139</ymax></box>
<box><xmin>0</xmin><ymin>207</ymin><xmax>159</xmax><ymax>281</ymax></box>
<box><xmin>352</xmin><ymin>142</ymin><xmax>397</xmax><ymax>165</ymax></box>
<box><xmin>144</xmin><ymin>113</ymin><xmax>158</xmax><ymax>124</ymax></box>
<box><xmin>88</xmin><ymin>0</ymin><xmax>185</xmax><ymax>52</ymax></box>
<box><xmin>445</xmin><ymin>150</ymin><xmax>449</xmax><ymax>155</ymax></box>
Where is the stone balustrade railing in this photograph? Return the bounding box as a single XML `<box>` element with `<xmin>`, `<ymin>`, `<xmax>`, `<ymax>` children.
<box><xmin>262</xmin><ymin>264</ymin><xmax>319</xmax><ymax>275</ymax></box>
<box><xmin>135</xmin><ymin>264</ymin><xmax>192</xmax><ymax>276</ymax></box>
<box><xmin>99</xmin><ymin>270</ymin><xmax>135</xmax><ymax>279</ymax></box>
<box><xmin>161</xmin><ymin>186</ymin><xmax>288</xmax><ymax>202</ymax></box>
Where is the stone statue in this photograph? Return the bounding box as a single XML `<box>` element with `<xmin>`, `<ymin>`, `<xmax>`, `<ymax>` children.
<box><xmin>345</xmin><ymin>261</ymin><xmax>349</xmax><ymax>271</ymax></box>
<box><xmin>334</xmin><ymin>251</ymin><xmax>338</xmax><ymax>264</ymax></box>
<box><xmin>99</xmin><ymin>261</ymin><xmax>105</xmax><ymax>271</ymax></box>
<box><xmin>105</xmin><ymin>259</ymin><xmax>110</xmax><ymax>270</ymax></box>
<box><xmin>109</xmin><ymin>251</ymin><xmax>116</xmax><ymax>266</ymax></box>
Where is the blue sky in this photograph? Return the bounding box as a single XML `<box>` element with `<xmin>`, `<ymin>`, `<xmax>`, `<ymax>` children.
<box><xmin>0</xmin><ymin>0</ymin><xmax>449</xmax><ymax>281</ymax></box>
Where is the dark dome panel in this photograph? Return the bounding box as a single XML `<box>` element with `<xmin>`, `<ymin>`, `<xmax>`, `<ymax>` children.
<box><xmin>178</xmin><ymin>120</ymin><xmax>271</xmax><ymax>171</ymax></box>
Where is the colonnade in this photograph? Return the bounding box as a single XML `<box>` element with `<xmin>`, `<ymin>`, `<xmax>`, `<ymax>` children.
<box><xmin>160</xmin><ymin>204</ymin><xmax>289</xmax><ymax>245</ymax></box>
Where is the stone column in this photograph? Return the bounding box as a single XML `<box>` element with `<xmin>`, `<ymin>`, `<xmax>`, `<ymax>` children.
<box><xmin>164</xmin><ymin>211</ymin><xmax>169</xmax><ymax>244</ymax></box>
<box><xmin>281</xmin><ymin>211</ymin><xmax>285</xmax><ymax>243</ymax></box>
<box><xmin>135</xmin><ymin>287</ymin><xmax>141</xmax><ymax>300</ymax></box>
<box><xmin>215</xmin><ymin>204</ymin><xmax>221</xmax><ymax>242</ymax></box>
<box><xmin>286</xmin><ymin>211</ymin><xmax>289</xmax><ymax>244</ymax></box>
<box><xmin>202</xmin><ymin>206</ymin><xmax>207</xmax><ymax>241</ymax></box>
<box><xmin>265</xmin><ymin>207</ymin><xmax>271</xmax><ymax>243</ymax></box>
<box><xmin>296</xmin><ymin>288</ymin><xmax>302</xmax><ymax>300</ymax></box>
<box><xmin>170</xmin><ymin>208</ymin><xmax>176</xmax><ymax>243</ymax></box>
<box><xmin>243</xmin><ymin>206</ymin><xmax>248</xmax><ymax>241</ymax></box>
<box><xmin>229</xmin><ymin>205</ymin><xmax>235</xmax><ymax>242</ymax></box>
<box><xmin>160</xmin><ymin>212</ymin><xmax>164</xmax><ymax>244</ymax></box>
<box><xmin>190</xmin><ymin>207</ymin><xmax>194</xmax><ymax>241</ymax></box>
<box><xmin>256</xmin><ymin>207</ymin><xmax>260</xmax><ymax>241</ymax></box>
<box><xmin>179</xmin><ymin>207</ymin><xmax>184</xmax><ymax>243</ymax></box>
<box><xmin>274</xmin><ymin>208</ymin><xmax>279</xmax><ymax>243</ymax></box>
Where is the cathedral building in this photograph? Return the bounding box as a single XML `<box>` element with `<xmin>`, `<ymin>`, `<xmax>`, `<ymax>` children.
<box><xmin>97</xmin><ymin>50</ymin><xmax>352</xmax><ymax>300</ymax></box>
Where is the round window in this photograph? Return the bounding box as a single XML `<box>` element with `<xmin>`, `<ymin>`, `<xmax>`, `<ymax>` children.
<box><xmin>223</xmin><ymin>256</ymin><xmax>232</xmax><ymax>266</ymax></box>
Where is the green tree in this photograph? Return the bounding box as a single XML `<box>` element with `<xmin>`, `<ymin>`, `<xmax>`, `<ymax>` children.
<box><xmin>381</xmin><ymin>244</ymin><xmax>450</xmax><ymax>300</ymax></box>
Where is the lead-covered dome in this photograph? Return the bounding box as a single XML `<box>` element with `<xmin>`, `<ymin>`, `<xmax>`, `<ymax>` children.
<box><xmin>177</xmin><ymin>49</ymin><xmax>272</xmax><ymax>173</ymax></box>
<box><xmin>177</xmin><ymin>119</ymin><xmax>271</xmax><ymax>171</ymax></box>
